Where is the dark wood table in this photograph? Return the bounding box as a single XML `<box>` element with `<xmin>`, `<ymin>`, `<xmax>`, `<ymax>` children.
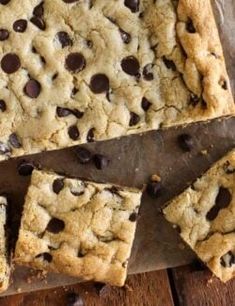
<box><xmin>1</xmin><ymin>265</ymin><xmax>234</xmax><ymax>306</ymax></box>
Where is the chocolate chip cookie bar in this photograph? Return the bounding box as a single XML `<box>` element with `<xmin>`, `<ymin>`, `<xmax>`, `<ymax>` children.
<box><xmin>0</xmin><ymin>196</ymin><xmax>10</xmax><ymax>293</ymax></box>
<box><xmin>0</xmin><ymin>0</ymin><xmax>234</xmax><ymax>160</ymax></box>
<box><xmin>163</xmin><ymin>150</ymin><xmax>235</xmax><ymax>282</ymax></box>
<box><xmin>14</xmin><ymin>170</ymin><xmax>142</xmax><ymax>286</ymax></box>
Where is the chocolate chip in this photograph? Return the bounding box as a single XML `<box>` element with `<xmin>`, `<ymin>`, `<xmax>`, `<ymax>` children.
<box><xmin>0</xmin><ymin>100</ymin><xmax>6</xmax><ymax>112</ymax></box>
<box><xmin>146</xmin><ymin>181</ymin><xmax>162</xmax><ymax>198</ymax></box>
<box><xmin>52</xmin><ymin>178</ymin><xmax>64</xmax><ymax>194</ymax></box>
<box><xmin>141</xmin><ymin>97</ymin><xmax>151</xmax><ymax>111</ymax></box>
<box><xmin>90</xmin><ymin>74</ymin><xmax>110</xmax><ymax>94</ymax></box>
<box><xmin>9</xmin><ymin>133</ymin><xmax>21</xmax><ymax>148</ymax></box>
<box><xmin>189</xmin><ymin>94</ymin><xmax>200</xmax><ymax>107</ymax></box>
<box><xmin>76</xmin><ymin>147</ymin><xmax>92</xmax><ymax>164</ymax></box>
<box><xmin>220</xmin><ymin>79</ymin><xmax>228</xmax><ymax>90</ymax></box>
<box><xmin>1</xmin><ymin>53</ymin><xmax>21</xmax><ymax>74</ymax></box>
<box><xmin>106</xmin><ymin>186</ymin><xmax>121</xmax><ymax>196</ymax></box>
<box><xmin>87</xmin><ymin>128</ymin><xmax>95</xmax><ymax>142</ymax></box>
<box><xmin>56</xmin><ymin>107</ymin><xmax>83</xmax><ymax>118</ymax></box>
<box><xmin>46</xmin><ymin>218</ymin><xmax>65</xmax><ymax>233</ymax></box>
<box><xmin>162</xmin><ymin>56</ymin><xmax>176</xmax><ymax>71</ymax></box>
<box><xmin>13</xmin><ymin>20</ymin><xmax>28</xmax><ymax>33</ymax></box>
<box><xmin>66</xmin><ymin>292</ymin><xmax>84</xmax><ymax>306</ymax></box>
<box><xmin>0</xmin><ymin>0</ymin><xmax>11</xmax><ymax>4</ymax></box>
<box><xmin>177</xmin><ymin>134</ymin><xmax>193</xmax><ymax>152</ymax></box>
<box><xmin>119</xmin><ymin>28</ymin><xmax>131</xmax><ymax>44</ymax></box>
<box><xmin>57</xmin><ymin>31</ymin><xmax>73</xmax><ymax>48</ymax></box>
<box><xmin>35</xmin><ymin>252</ymin><xmax>53</xmax><ymax>263</ymax></box>
<box><xmin>52</xmin><ymin>72</ymin><xmax>58</xmax><ymax>80</ymax></box>
<box><xmin>124</xmin><ymin>0</ymin><xmax>139</xmax><ymax>13</ymax></box>
<box><xmin>186</xmin><ymin>18</ymin><xmax>196</xmax><ymax>33</ymax></box>
<box><xmin>206</xmin><ymin>187</ymin><xmax>232</xmax><ymax>221</ymax></box>
<box><xmin>24</xmin><ymin>79</ymin><xmax>41</xmax><ymax>98</ymax></box>
<box><xmin>0</xmin><ymin>142</ymin><xmax>10</xmax><ymax>155</ymax></box>
<box><xmin>71</xmin><ymin>87</ymin><xmax>78</xmax><ymax>96</ymax></box>
<box><xmin>17</xmin><ymin>161</ymin><xmax>35</xmax><ymax>176</ymax></box>
<box><xmin>63</xmin><ymin>0</ymin><xmax>79</xmax><ymax>3</ymax></box>
<box><xmin>220</xmin><ymin>251</ymin><xmax>235</xmax><ymax>268</ymax></box>
<box><xmin>223</xmin><ymin>161</ymin><xmax>235</xmax><ymax>174</ymax></box>
<box><xmin>0</xmin><ymin>29</ymin><xmax>9</xmax><ymax>41</ymax></box>
<box><xmin>143</xmin><ymin>64</ymin><xmax>154</xmax><ymax>81</ymax></box>
<box><xmin>121</xmin><ymin>56</ymin><xmax>140</xmax><ymax>76</ymax></box>
<box><xmin>71</xmin><ymin>109</ymin><xmax>84</xmax><ymax>119</ymax></box>
<box><xmin>33</xmin><ymin>2</ymin><xmax>44</xmax><ymax>17</ymax></box>
<box><xmin>68</xmin><ymin>125</ymin><xmax>79</xmax><ymax>140</ymax></box>
<box><xmin>93</xmin><ymin>154</ymin><xmax>110</xmax><ymax>170</ymax></box>
<box><xmin>86</xmin><ymin>40</ymin><xmax>93</xmax><ymax>48</ymax></box>
<box><xmin>30</xmin><ymin>16</ymin><xmax>46</xmax><ymax>30</ymax></box>
<box><xmin>129</xmin><ymin>112</ymin><xmax>140</xmax><ymax>126</ymax></box>
<box><xmin>65</xmin><ymin>53</ymin><xmax>86</xmax><ymax>73</ymax></box>
<box><xmin>129</xmin><ymin>212</ymin><xmax>138</xmax><ymax>222</ymax></box>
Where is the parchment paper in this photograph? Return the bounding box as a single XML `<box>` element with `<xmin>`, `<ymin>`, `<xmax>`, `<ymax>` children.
<box><xmin>1</xmin><ymin>0</ymin><xmax>235</xmax><ymax>295</ymax></box>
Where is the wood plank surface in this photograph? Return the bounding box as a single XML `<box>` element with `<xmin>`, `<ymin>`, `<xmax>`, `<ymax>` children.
<box><xmin>171</xmin><ymin>265</ymin><xmax>235</xmax><ymax>306</ymax></box>
<box><xmin>0</xmin><ymin>270</ymin><xmax>173</xmax><ymax>306</ymax></box>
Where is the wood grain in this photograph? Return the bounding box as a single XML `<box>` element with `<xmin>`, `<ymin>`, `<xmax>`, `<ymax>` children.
<box><xmin>172</xmin><ymin>265</ymin><xmax>235</xmax><ymax>306</ymax></box>
<box><xmin>0</xmin><ymin>270</ymin><xmax>173</xmax><ymax>306</ymax></box>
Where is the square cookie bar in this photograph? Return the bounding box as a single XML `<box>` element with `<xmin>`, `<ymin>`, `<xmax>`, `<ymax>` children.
<box><xmin>0</xmin><ymin>196</ymin><xmax>10</xmax><ymax>293</ymax></box>
<box><xmin>163</xmin><ymin>150</ymin><xmax>235</xmax><ymax>282</ymax></box>
<box><xmin>14</xmin><ymin>170</ymin><xmax>142</xmax><ymax>286</ymax></box>
<box><xmin>0</xmin><ymin>0</ymin><xmax>234</xmax><ymax>160</ymax></box>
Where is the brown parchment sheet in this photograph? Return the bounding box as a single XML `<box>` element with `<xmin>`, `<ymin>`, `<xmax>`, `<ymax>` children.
<box><xmin>1</xmin><ymin>0</ymin><xmax>235</xmax><ymax>295</ymax></box>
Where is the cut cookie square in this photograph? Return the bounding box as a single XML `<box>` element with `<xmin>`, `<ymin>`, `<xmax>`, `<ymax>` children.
<box><xmin>0</xmin><ymin>196</ymin><xmax>10</xmax><ymax>293</ymax></box>
<box><xmin>163</xmin><ymin>150</ymin><xmax>235</xmax><ymax>282</ymax></box>
<box><xmin>0</xmin><ymin>0</ymin><xmax>234</xmax><ymax>160</ymax></box>
<box><xmin>14</xmin><ymin>170</ymin><xmax>142</xmax><ymax>286</ymax></box>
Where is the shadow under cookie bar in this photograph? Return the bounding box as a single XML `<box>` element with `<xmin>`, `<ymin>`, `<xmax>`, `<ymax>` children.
<box><xmin>163</xmin><ymin>149</ymin><xmax>235</xmax><ymax>282</ymax></box>
<box><xmin>0</xmin><ymin>196</ymin><xmax>11</xmax><ymax>293</ymax></box>
<box><xmin>14</xmin><ymin>170</ymin><xmax>142</xmax><ymax>286</ymax></box>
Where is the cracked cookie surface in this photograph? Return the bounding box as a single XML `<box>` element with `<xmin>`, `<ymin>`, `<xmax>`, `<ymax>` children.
<box><xmin>14</xmin><ymin>170</ymin><xmax>142</xmax><ymax>286</ymax></box>
<box><xmin>0</xmin><ymin>196</ymin><xmax>10</xmax><ymax>293</ymax></box>
<box><xmin>0</xmin><ymin>0</ymin><xmax>234</xmax><ymax>160</ymax></box>
<box><xmin>163</xmin><ymin>149</ymin><xmax>235</xmax><ymax>282</ymax></box>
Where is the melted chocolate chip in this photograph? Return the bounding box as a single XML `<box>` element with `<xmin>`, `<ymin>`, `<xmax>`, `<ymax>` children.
<box><xmin>90</xmin><ymin>74</ymin><xmax>110</xmax><ymax>94</ymax></box>
<box><xmin>162</xmin><ymin>56</ymin><xmax>176</xmax><ymax>71</ymax></box>
<box><xmin>0</xmin><ymin>0</ymin><xmax>11</xmax><ymax>4</ymax></box>
<box><xmin>1</xmin><ymin>53</ymin><xmax>21</xmax><ymax>74</ymax></box>
<box><xmin>56</xmin><ymin>107</ymin><xmax>83</xmax><ymax>118</ymax></box>
<box><xmin>143</xmin><ymin>64</ymin><xmax>154</xmax><ymax>81</ymax></box>
<box><xmin>86</xmin><ymin>40</ymin><xmax>93</xmax><ymax>48</ymax></box>
<box><xmin>107</xmin><ymin>186</ymin><xmax>121</xmax><ymax>196</ymax></box>
<box><xmin>189</xmin><ymin>94</ymin><xmax>200</xmax><ymax>107</ymax></box>
<box><xmin>0</xmin><ymin>29</ymin><xmax>9</xmax><ymax>41</ymax></box>
<box><xmin>223</xmin><ymin>161</ymin><xmax>235</xmax><ymax>174</ymax></box>
<box><xmin>121</xmin><ymin>56</ymin><xmax>140</xmax><ymax>76</ymax></box>
<box><xmin>68</xmin><ymin>125</ymin><xmax>79</xmax><ymax>140</ymax></box>
<box><xmin>71</xmin><ymin>109</ymin><xmax>84</xmax><ymax>118</ymax></box>
<box><xmin>52</xmin><ymin>178</ymin><xmax>64</xmax><ymax>194</ymax></box>
<box><xmin>35</xmin><ymin>252</ymin><xmax>53</xmax><ymax>263</ymax></box>
<box><xmin>9</xmin><ymin>133</ymin><xmax>21</xmax><ymax>148</ymax></box>
<box><xmin>76</xmin><ymin>147</ymin><xmax>92</xmax><ymax>164</ymax></box>
<box><xmin>46</xmin><ymin>218</ymin><xmax>65</xmax><ymax>233</ymax></box>
<box><xmin>186</xmin><ymin>18</ymin><xmax>196</xmax><ymax>33</ymax></box>
<box><xmin>93</xmin><ymin>154</ymin><xmax>110</xmax><ymax>170</ymax></box>
<box><xmin>71</xmin><ymin>87</ymin><xmax>78</xmax><ymax>96</ymax></box>
<box><xmin>177</xmin><ymin>134</ymin><xmax>193</xmax><ymax>152</ymax></box>
<box><xmin>17</xmin><ymin>161</ymin><xmax>35</xmax><ymax>176</ymax></box>
<box><xmin>0</xmin><ymin>100</ymin><xmax>6</xmax><ymax>112</ymax></box>
<box><xmin>63</xmin><ymin>0</ymin><xmax>79</xmax><ymax>3</ymax></box>
<box><xmin>13</xmin><ymin>19</ymin><xmax>28</xmax><ymax>33</ymax></box>
<box><xmin>30</xmin><ymin>16</ymin><xmax>46</xmax><ymax>30</ymax></box>
<box><xmin>147</xmin><ymin>181</ymin><xmax>162</xmax><ymax>198</ymax></box>
<box><xmin>220</xmin><ymin>79</ymin><xmax>228</xmax><ymax>90</ymax></box>
<box><xmin>124</xmin><ymin>0</ymin><xmax>139</xmax><ymax>13</ymax></box>
<box><xmin>206</xmin><ymin>187</ymin><xmax>232</xmax><ymax>221</ymax></box>
<box><xmin>65</xmin><ymin>53</ymin><xmax>86</xmax><ymax>73</ymax></box>
<box><xmin>0</xmin><ymin>142</ymin><xmax>10</xmax><ymax>154</ymax></box>
<box><xmin>24</xmin><ymin>79</ymin><xmax>41</xmax><ymax>98</ymax></box>
<box><xmin>129</xmin><ymin>212</ymin><xmax>138</xmax><ymax>222</ymax></box>
<box><xmin>57</xmin><ymin>31</ymin><xmax>73</xmax><ymax>48</ymax></box>
<box><xmin>220</xmin><ymin>251</ymin><xmax>235</xmax><ymax>268</ymax></box>
<box><xmin>119</xmin><ymin>28</ymin><xmax>131</xmax><ymax>44</ymax></box>
<box><xmin>129</xmin><ymin>112</ymin><xmax>140</xmax><ymax>126</ymax></box>
<box><xmin>33</xmin><ymin>2</ymin><xmax>44</xmax><ymax>17</ymax></box>
<box><xmin>87</xmin><ymin>128</ymin><xmax>95</xmax><ymax>142</ymax></box>
<box><xmin>66</xmin><ymin>292</ymin><xmax>84</xmax><ymax>306</ymax></box>
<box><xmin>141</xmin><ymin>97</ymin><xmax>151</xmax><ymax>111</ymax></box>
